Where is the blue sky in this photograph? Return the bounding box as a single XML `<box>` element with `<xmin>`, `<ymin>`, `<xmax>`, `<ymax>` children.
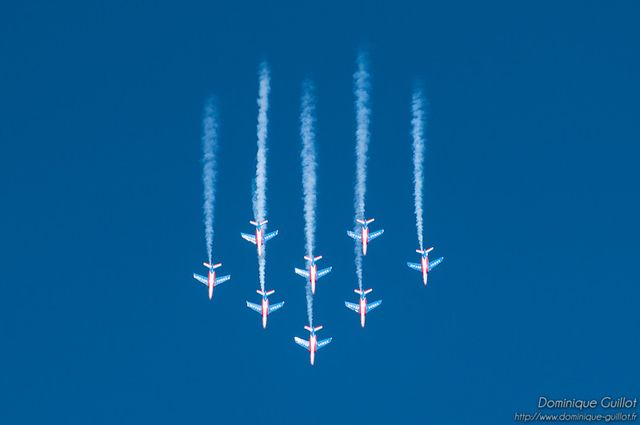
<box><xmin>1</xmin><ymin>1</ymin><xmax>638</xmax><ymax>424</ymax></box>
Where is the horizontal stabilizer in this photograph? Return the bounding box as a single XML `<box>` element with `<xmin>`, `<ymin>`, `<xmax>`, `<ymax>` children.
<box><xmin>304</xmin><ymin>255</ymin><xmax>322</xmax><ymax>262</ymax></box>
<box><xmin>203</xmin><ymin>262</ymin><xmax>222</xmax><ymax>269</ymax></box>
<box><xmin>354</xmin><ymin>288</ymin><xmax>373</xmax><ymax>295</ymax></box>
<box><xmin>416</xmin><ymin>247</ymin><xmax>434</xmax><ymax>255</ymax></box>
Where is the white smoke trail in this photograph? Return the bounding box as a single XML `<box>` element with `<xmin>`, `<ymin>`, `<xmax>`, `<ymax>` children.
<box><xmin>305</xmin><ymin>282</ymin><xmax>314</xmax><ymax>326</ymax></box>
<box><xmin>353</xmin><ymin>51</ymin><xmax>371</xmax><ymax>291</ymax></box>
<box><xmin>253</xmin><ymin>62</ymin><xmax>270</xmax><ymax>223</ymax></box>
<box><xmin>300</xmin><ymin>80</ymin><xmax>317</xmax><ymax>259</ymax></box>
<box><xmin>412</xmin><ymin>85</ymin><xmax>426</xmax><ymax>250</ymax></box>
<box><xmin>201</xmin><ymin>99</ymin><xmax>217</xmax><ymax>264</ymax></box>
<box><xmin>253</xmin><ymin>63</ymin><xmax>270</xmax><ymax>292</ymax></box>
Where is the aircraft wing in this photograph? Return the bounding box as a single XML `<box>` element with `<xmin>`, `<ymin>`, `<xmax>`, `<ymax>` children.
<box><xmin>317</xmin><ymin>337</ymin><xmax>332</xmax><ymax>350</ymax></box>
<box><xmin>264</xmin><ymin>230</ymin><xmax>278</xmax><ymax>242</ymax></box>
<box><xmin>294</xmin><ymin>268</ymin><xmax>310</xmax><ymax>278</ymax></box>
<box><xmin>407</xmin><ymin>262</ymin><xmax>422</xmax><ymax>271</ymax></box>
<box><xmin>429</xmin><ymin>257</ymin><xmax>444</xmax><ymax>270</ymax></box>
<box><xmin>246</xmin><ymin>301</ymin><xmax>262</xmax><ymax>314</ymax></box>
<box><xmin>344</xmin><ymin>301</ymin><xmax>360</xmax><ymax>313</ymax></box>
<box><xmin>347</xmin><ymin>230</ymin><xmax>361</xmax><ymax>240</ymax></box>
<box><xmin>214</xmin><ymin>275</ymin><xmax>231</xmax><ymax>286</ymax></box>
<box><xmin>366</xmin><ymin>300</ymin><xmax>382</xmax><ymax>313</ymax></box>
<box><xmin>368</xmin><ymin>229</ymin><xmax>384</xmax><ymax>241</ymax></box>
<box><xmin>241</xmin><ymin>233</ymin><xmax>257</xmax><ymax>244</ymax></box>
<box><xmin>193</xmin><ymin>273</ymin><xmax>208</xmax><ymax>286</ymax></box>
<box><xmin>317</xmin><ymin>267</ymin><xmax>332</xmax><ymax>279</ymax></box>
<box><xmin>294</xmin><ymin>337</ymin><xmax>310</xmax><ymax>350</ymax></box>
<box><xmin>268</xmin><ymin>301</ymin><xmax>284</xmax><ymax>314</ymax></box>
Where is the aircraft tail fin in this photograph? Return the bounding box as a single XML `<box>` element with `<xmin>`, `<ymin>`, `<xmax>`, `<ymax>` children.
<box><xmin>256</xmin><ymin>289</ymin><xmax>275</xmax><ymax>297</ymax></box>
<box><xmin>355</xmin><ymin>288</ymin><xmax>373</xmax><ymax>295</ymax></box>
<box><xmin>304</xmin><ymin>325</ymin><xmax>323</xmax><ymax>332</ymax></box>
<box><xmin>203</xmin><ymin>262</ymin><xmax>222</xmax><ymax>269</ymax></box>
<box><xmin>304</xmin><ymin>255</ymin><xmax>323</xmax><ymax>262</ymax></box>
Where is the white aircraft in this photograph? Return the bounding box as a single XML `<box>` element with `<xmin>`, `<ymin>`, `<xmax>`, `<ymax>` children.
<box><xmin>192</xmin><ymin>262</ymin><xmax>231</xmax><ymax>300</ymax></box>
<box><xmin>345</xmin><ymin>288</ymin><xmax>382</xmax><ymax>328</ymax></box>
<box><xmin>294</xmin><ymin>255</ymin><xmax>332</xmax><ymax>295</ymax></box>
<box><xmin>246</xmin><ymin>289</ymin><xmax>284</xmax><ymax>329</ymax></box>
<box><xmin>347</xmin><ymin>218</ymin><xmax>384</xmax><ymax>256</ymax></box>
<box><xmin>241</xmin><ymin>220</ymin><xmax>278</xmax><ymax>257</ymax></box>
<box><xmin>407</xmin><ymin>247</ymin><xmax>444</xmax><ymax>286</ymax></box>
<box><xmin>294</xmin><ymin>325</ymin><xmax>332</xmax><ymax>365</ymax></box>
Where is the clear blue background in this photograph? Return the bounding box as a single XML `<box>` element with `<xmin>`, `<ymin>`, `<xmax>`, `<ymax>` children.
<box><xmin>1</xmin><ymin>1</ymin><xmax>638</xmax><ymax>423</ymax></box>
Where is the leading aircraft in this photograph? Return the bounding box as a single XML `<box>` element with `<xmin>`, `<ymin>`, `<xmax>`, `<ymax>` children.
<box><xmin>241</xmin><ymin>220</ymin><xmax>278</xmax><ymax>257</ymax></box>
<box><xmin>347</xmin><ymin>218</ymin><xmax>384</xmax><ymax>256</ymax></box>
<box><xmin>246</xmin><ymin>289</ymin><xmax>285</xmax><ymax>329</ymax></box>
<box><xmin>345</xmin><ymin>288</ymin><xmax>382</xmax><ymax>328</ymax></box>
<box><xmin>407</xmin><ymin>247</ymin><xmax>444</xmax><ymax>286</ymax></box>
<box><xmin>294</xmin><ymin>255</ymin><xmax>332</xmax><ymax>295</ymax></box>
<box><xmin>192</xmin><ymin>262</ymin><xmax>231</xmax><ymax>300</ymax></box>
<box><xmin>294</xmin><ymin>325</ymin><xmax>332</xmax><ymax>366</ymax></box>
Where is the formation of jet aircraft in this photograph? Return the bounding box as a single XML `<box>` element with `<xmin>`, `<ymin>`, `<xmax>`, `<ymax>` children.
<box><xmin>192</xmin><ymin>215</ymin><xmax>444</xmax><ymax>365</ymax></box>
